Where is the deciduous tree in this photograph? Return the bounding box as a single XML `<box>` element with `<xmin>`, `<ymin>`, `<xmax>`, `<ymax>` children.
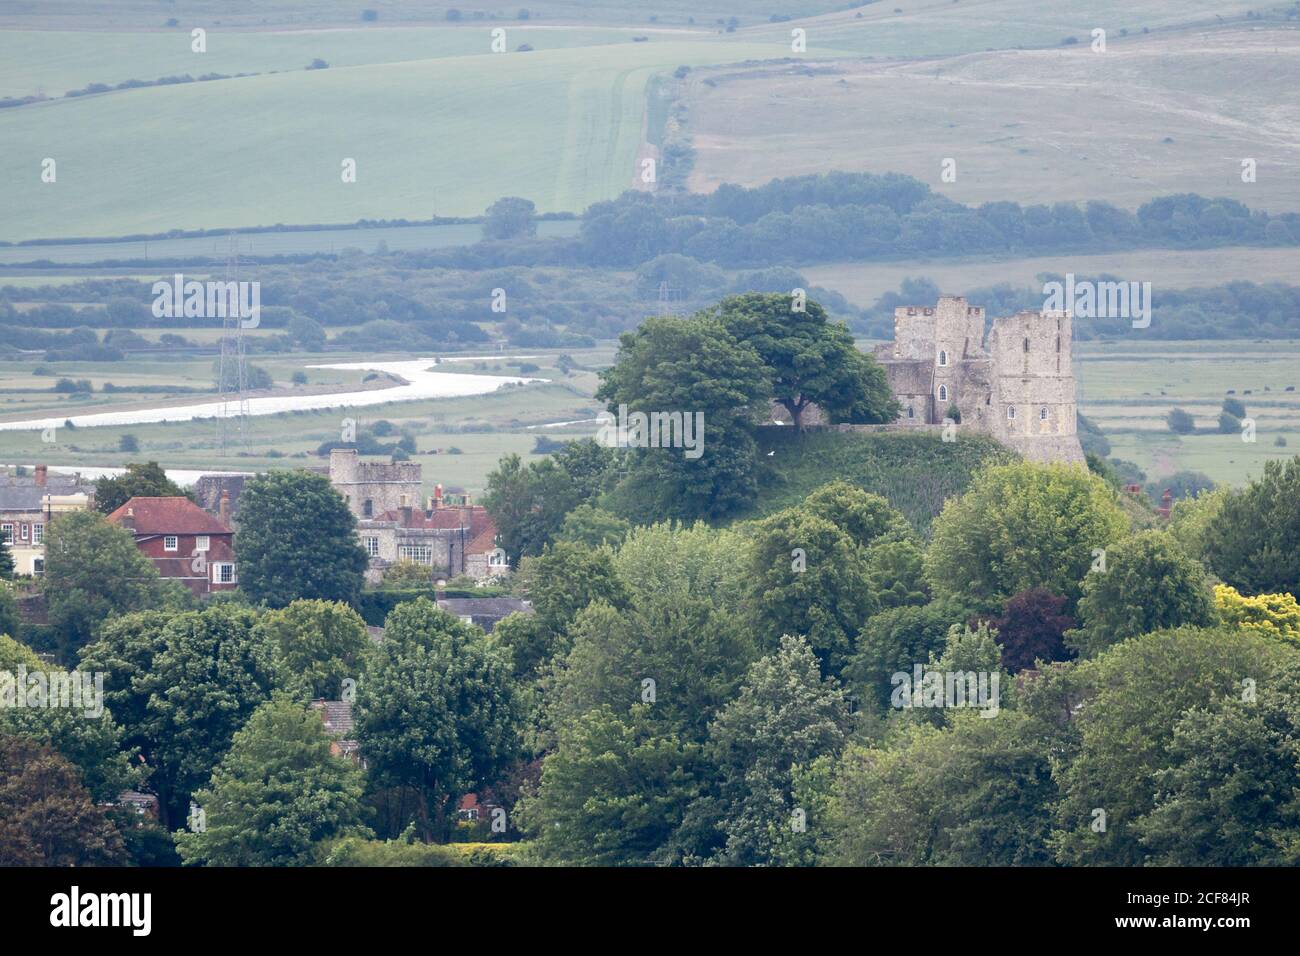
<box><xmin>175</xmin><ymin>695</ymin><xmax>370</xmax><ymax>866</ymax></box>
<box><xmin>235</xmin><ymin>470</ymin><xmax>369</xmax><ymax>607</ymax></box>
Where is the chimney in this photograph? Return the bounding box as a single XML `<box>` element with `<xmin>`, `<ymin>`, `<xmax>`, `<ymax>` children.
<box><xmin>120</xmin><ymin>505</ymin><xmax>135</xmax><ymax>531</ymax></box>
<box><xmin>34</xmin><ymin>465</ymin><xmax>46</xmax><ymax>487</ymax></box>
<box><xmin>433</xmin><ymin>484</ymin><xmax>444</xmax><ymax>509</ymax></box>
<box><xmin>219</xmin><ymin>489</ymin><xmax>230</xmax><ymax>522</ymax></box>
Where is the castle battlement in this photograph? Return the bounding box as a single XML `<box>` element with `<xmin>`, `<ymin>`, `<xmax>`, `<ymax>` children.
<box><xmin>876</xmin><ymin>296</ymin><xmax>1085</xmax><ymax>465</ymax></box>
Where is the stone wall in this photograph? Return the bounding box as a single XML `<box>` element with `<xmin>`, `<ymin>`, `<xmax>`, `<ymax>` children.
<box><xmin>876</xmin><ymin>297</ymin><xmax>1085</xmax><ymax>465</ymax></box>
<box><xmin>329</xmin><ymin>448</ymin><xmax>423</xmax><ymax>518</ymax></box>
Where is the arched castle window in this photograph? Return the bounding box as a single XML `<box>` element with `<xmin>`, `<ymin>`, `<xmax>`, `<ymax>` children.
<box><xmin>1040</xmin><ymin>406</ymin><xmax>1049</xmax><ymax>421</ymax></box>
<box><xmin>938</xmin><ymin>349</ymin><xmax>948</xmax><ymax>367</ymax></box>
<box><xmin>938</xmin><ymin>385</ymin><xmax>948</xmax><ymax>402</ymax></box>
<box><xmin>1023</xmin><ymin>337</ymin><xmax>1030</xmax><ymax>352</ymax></box>
<box><xmin>1056</xmin><ymin>336</ymin><xmax>1061</xmax><ymax>352</ymax></box>
<box><xmin>906</xmin><ymin>405</ymin><xmax>914</xmax><ymax>419</ymax></box>
<box><xmin>1007</xmin><ymin>406</ymin><xmax>1016</xmax><ymax>420</ymax></box>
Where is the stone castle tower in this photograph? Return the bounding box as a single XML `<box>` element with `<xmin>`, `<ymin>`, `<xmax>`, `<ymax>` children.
<box><xmin>328</xmin><ymin>447</ymin><xmax>423</xmax><ymax>518</ymax></box>
<box><xmin>871</xmin><ymin>295</ymin><xmax>1085</xmax><ymax>464</ymax></box>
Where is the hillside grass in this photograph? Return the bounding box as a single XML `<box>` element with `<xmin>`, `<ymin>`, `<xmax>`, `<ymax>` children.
<box><xmin>688</xmin><ymin>25</ymin><xmax>1300</xmax><ymax>211</ymax></box>
<box><xmin>0</xmin><ymin>38</ymin><xmax>781</xmax><ymax>241</ymax></box>
<box><xmin>747</xmin><ymin>426</ymin><xmax>1016</xmax><ymax>535</ymax></box>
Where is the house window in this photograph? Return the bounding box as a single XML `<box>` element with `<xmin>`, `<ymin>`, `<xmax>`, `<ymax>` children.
<box><xmin>33</xmin><ymin>524</ymin><xmax>43</xmax><ymax>544</ymax></box>
<box><xmin>196</xmin><ymin>535</ymin><xmax>210</xmax><ymax>552</ymax></box>
<box><xmin>212</xmin><ymin>563</ymin><xmax>236</xmax><ymax>584</ymax></box>
<box><xmin>363</xmin><ymin>499</ymin><xmax>373</xmax><ymax>518</ymax></box>
<box><xmin>1040</xmin><ymin>406</ymin><xmax>1049</xmax><ymax>421</ymax></box>
<box><xmin>938</xmin><ymin>385</ymin><xmax>948</xmax><ymax>402</ymax></box>
<box><xmin>32</xmin><ymin>558</ymin><xmax>44</xmax><ymax>575</ymax></box>
<box><xmin>398</xmin><ymin>545</ymin><xmax>434</xmax><ymax>565</ymax></box>
<box><xmin>20</xmin><ymin>524</ymin><xmax>28</xmax><ymax>541</ymax></box>
<box><xmin>1007</xmin><ymin>406</ymin><xmax>1016</xmax><ymax>420</ymax></box>
<box><xmin>1</xmin><ymin>525</ymin><xmax>12</xmax><ymax>544</ymax></box>
<box><xmin>458</xmin><ymin>808</ymin><xmax>479</xmax><ymax>821</ymax></box>
<box><xmin>164</xmin><ymin>535</ymin><xmax>178</xmax><ymax>551</ymax></box>
<box><xmin>364</xmin><ymin>536</ymin><xmax>380</xmax><ymax>557</ymax></box>
<box><xmin>488</xmin><ymin>550</ymin><xmax>507</xmax><ymax>567</ymax></box>
<box><xmin>938</xmin><ymin>349</ymin><xmax>948</xmax><ymax>367</ymax></box>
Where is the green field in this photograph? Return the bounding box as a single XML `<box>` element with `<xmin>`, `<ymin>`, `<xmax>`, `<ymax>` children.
<box><xmin>0</xmin><ymin>37</ymin><xmax>784</xmax><ymax>241</ymax></box>
<box><xmin>6</xmin><ymin>1</ymin><xmax>1290</xmax><ymax>241</ymax></box>
<box><xmin>0</xmin><ymin>25</ymin><xmax>701</xmax><ymax>99</ymax></box>
<box><xmin>802</xmin><ymin>246</ymin><xmax>1300</xmax><ymax>307</ymax></box>
<box><xmin>689</xmin><ymin>24</ymin><xmax>1300</xmax><ymax>211</ymax></box>
<box><xmin>1076</xmin><ymin>339</ymin><xmax>1300</xmax><ymax>486</ymax></box>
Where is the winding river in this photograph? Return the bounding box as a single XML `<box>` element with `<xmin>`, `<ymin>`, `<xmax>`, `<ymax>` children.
<box><xmin>0</xmin><ymin>356</ymin><xmax>545</xmax><ymax>431</ymax></box>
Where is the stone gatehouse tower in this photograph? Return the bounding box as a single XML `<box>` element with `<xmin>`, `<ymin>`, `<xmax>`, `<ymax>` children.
<box><xmin>329</xmin><ymin>448</ymin><xmax>422</xmax><ymax>518</ymax></box>
<box><xmin>871</xmin><ymin>295</ymin><xmax>1086</xmax><ymax>464</ymax></box>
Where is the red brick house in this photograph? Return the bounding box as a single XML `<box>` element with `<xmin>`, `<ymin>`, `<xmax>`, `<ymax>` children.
<box><xmin>106</xmin><ymin>496</ymin><xmax>237</xmax><ymax>596</ymax></box>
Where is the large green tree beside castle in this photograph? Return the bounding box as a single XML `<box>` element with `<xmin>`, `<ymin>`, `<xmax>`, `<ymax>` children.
<box><xmin>709</xmin><ymin>292</ymin><xmax>899</xmax><ymax>429</ymax></box>
<box><xmin>596</xmin><ymin>314</ymin><xmax>772</xmax><ymax>523</ymax></box>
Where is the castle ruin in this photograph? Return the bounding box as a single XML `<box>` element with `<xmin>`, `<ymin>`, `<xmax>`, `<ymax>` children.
<box><xmin>872</xmin><ymin>296</ymin><xmax>1086</xmax><ymax>465</ymax></box>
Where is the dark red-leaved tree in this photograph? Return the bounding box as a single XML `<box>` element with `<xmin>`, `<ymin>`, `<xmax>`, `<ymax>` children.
<box><xmin>987</xmin><ymin>588</ymin><xmax>1076</xmax><ymax>673</ymax></box>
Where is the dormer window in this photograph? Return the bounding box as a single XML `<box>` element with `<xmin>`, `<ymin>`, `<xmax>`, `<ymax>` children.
<box><xmin>938</xmin><ymin>349</ymin><xmax>949</xmax><ymax>367</ymax></box>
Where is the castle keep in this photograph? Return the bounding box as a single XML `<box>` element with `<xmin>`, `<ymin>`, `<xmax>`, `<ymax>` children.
<box><xmin>872</xmin><ymin>296</ymin><xmax>1086</xmax><ymax>465</ymax></box>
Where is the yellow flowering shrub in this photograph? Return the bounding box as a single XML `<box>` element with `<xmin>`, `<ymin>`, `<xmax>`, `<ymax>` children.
<box><xmin>1213</xmin><ymin>585</ymin><xmax>1300</xmax><ymax>644</ymax></box>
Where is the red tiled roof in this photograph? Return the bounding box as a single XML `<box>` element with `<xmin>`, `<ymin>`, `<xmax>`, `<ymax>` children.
<box><xmin>466</xmin><ymin>519</ymin><xmax>498</xmax><ymax>556</ymax></box>
<box><xmin>378</xmin><ymin>504</ymin><xmax>497</xmax><ymax>550</ymax></box>
<box><xmin>106</xmin><ymin>496</ymin><xmax>233</xmax><ymax>535</ymax></box>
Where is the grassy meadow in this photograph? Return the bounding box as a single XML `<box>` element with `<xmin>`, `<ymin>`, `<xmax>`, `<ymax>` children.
<box><xmin>0</xmin><ymin>36</ymin><xmax>782</xmax><ymax>241</ymax></box>
<box><xmin>688</xmin><ymin>25</ymin><xmax>1300</xmax><ymax>211</ymax></box>
<box><xmin>1076</xmin><ymin>339</ymin><xmax>1300</xmax><ymax>486</ymax></box>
